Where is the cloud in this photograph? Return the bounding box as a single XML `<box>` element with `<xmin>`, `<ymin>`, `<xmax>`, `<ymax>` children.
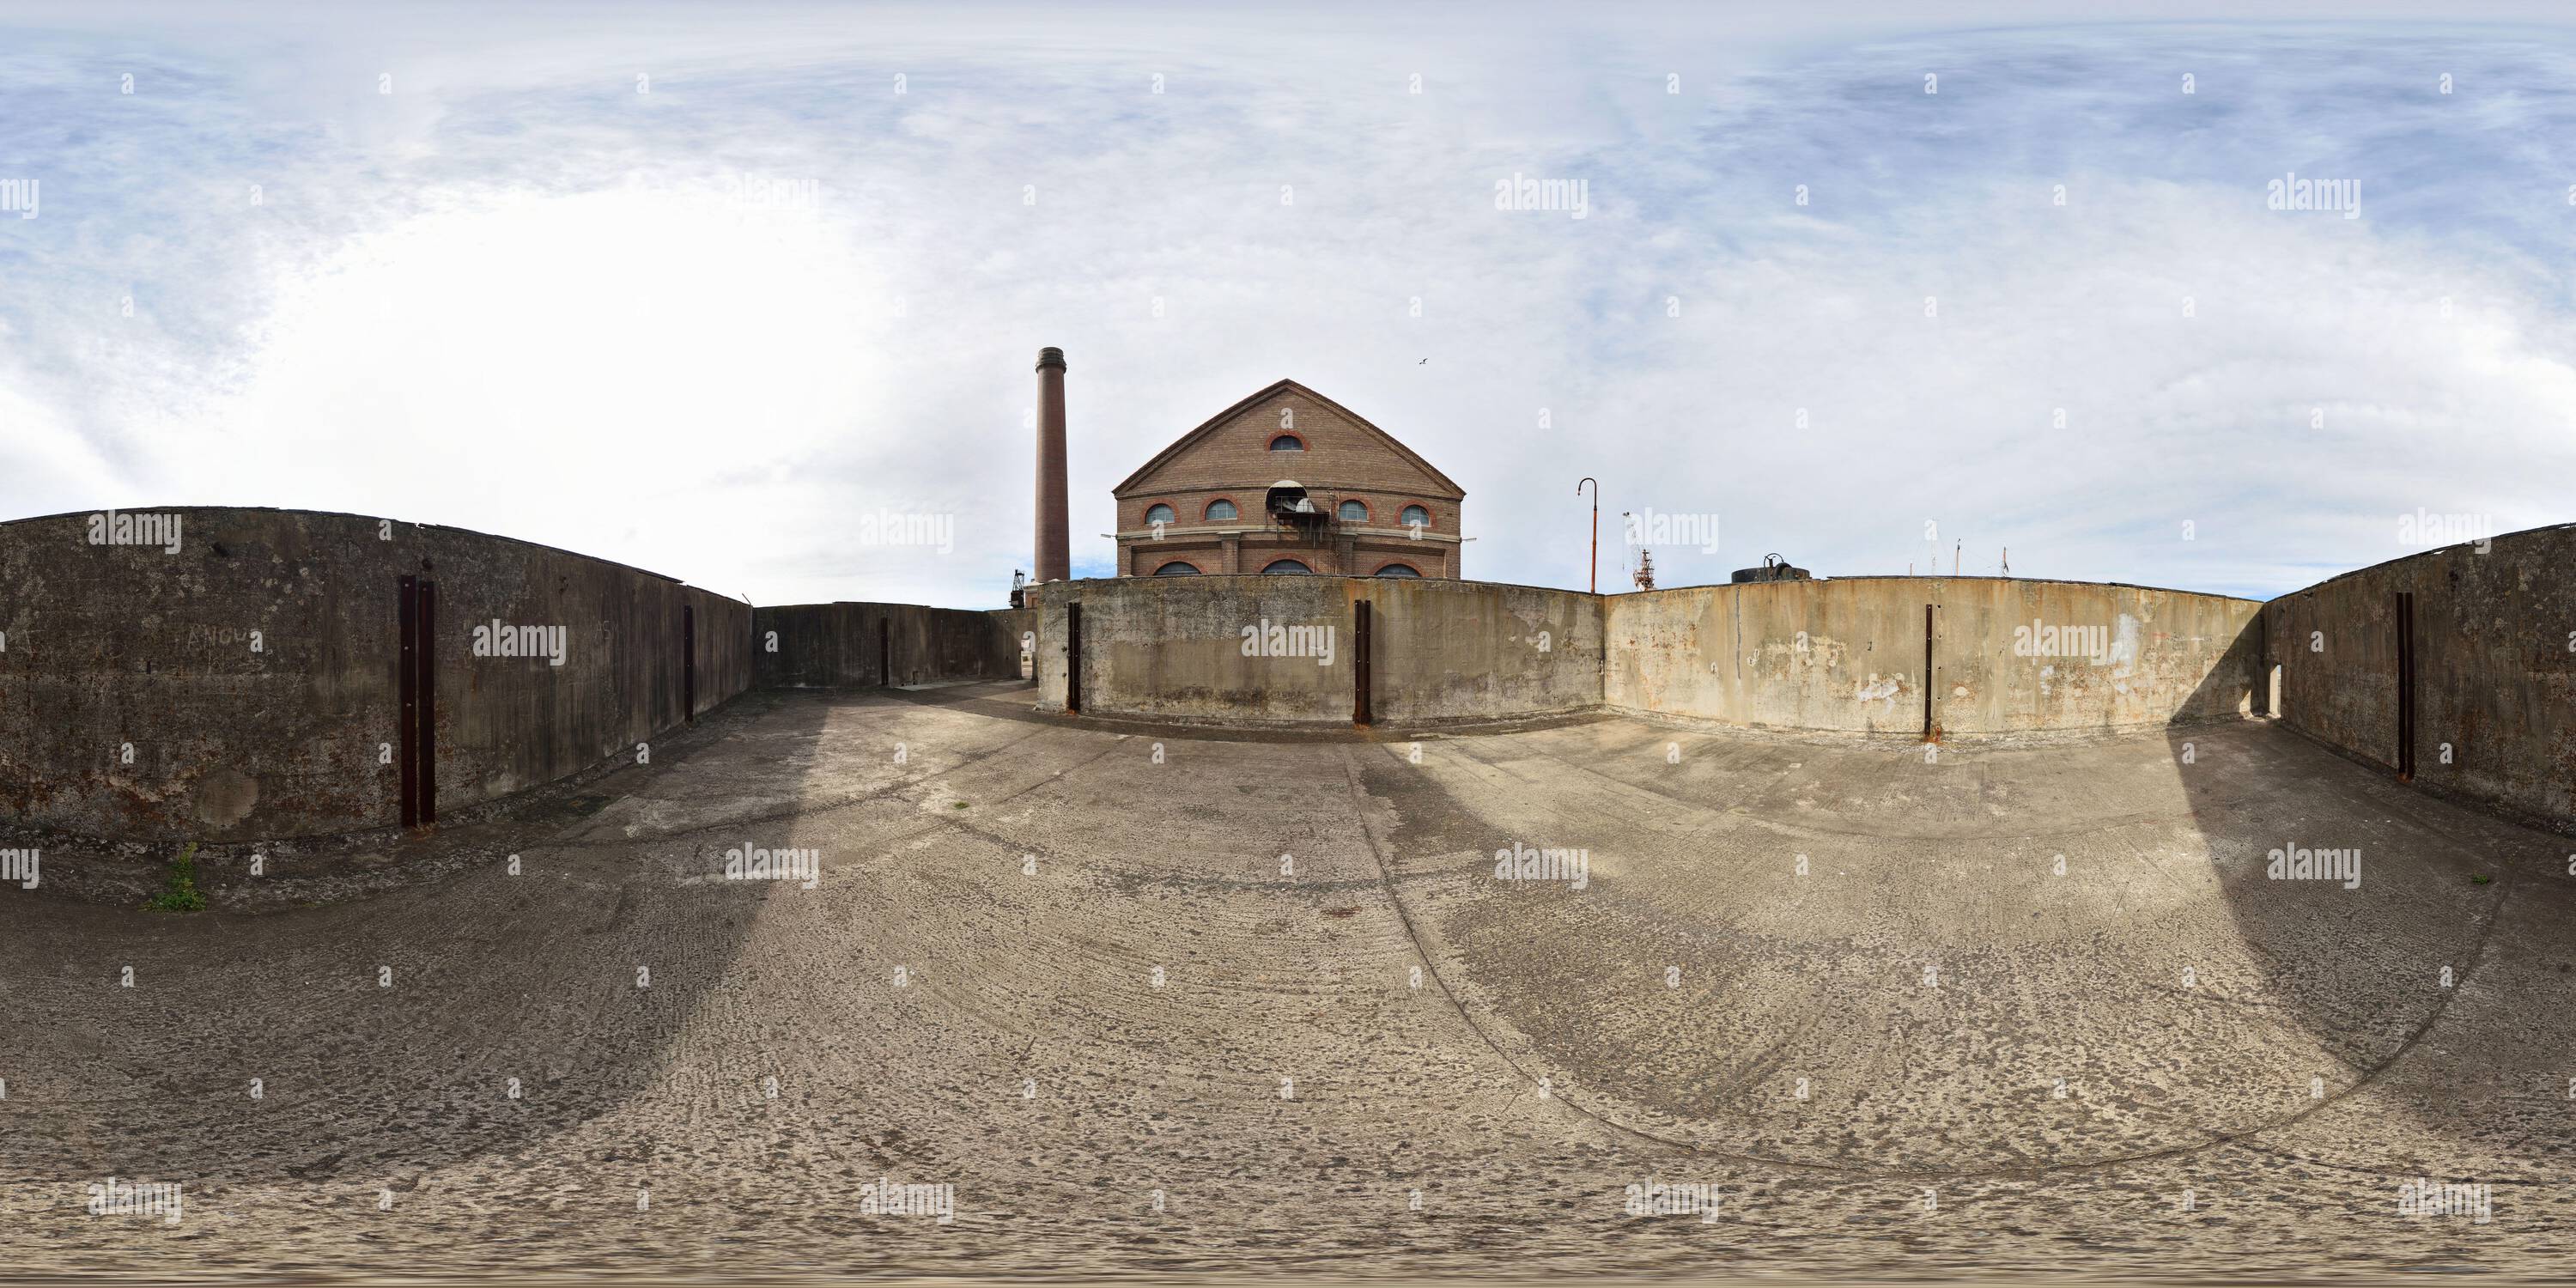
<box><xmin>0</xmin><ymin>9</ymin><xmax>2570</xmax><ymax>605</ymax></box>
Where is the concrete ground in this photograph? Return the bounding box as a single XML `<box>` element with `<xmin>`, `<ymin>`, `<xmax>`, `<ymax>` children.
<box><xmin>3</xmin><ymin>681</ymin><xmax>2573</xmax><ymax>1280</ymax></box>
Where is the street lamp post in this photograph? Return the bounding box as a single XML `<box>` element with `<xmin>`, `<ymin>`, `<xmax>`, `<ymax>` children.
<box><xmin>1577</xmin><ymin>477</ymin><xmax>1598</xmax><ymax>594</ymax></box>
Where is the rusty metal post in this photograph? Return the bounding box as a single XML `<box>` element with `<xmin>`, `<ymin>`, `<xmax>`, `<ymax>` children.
<box><xmin>398</xmin><ymin>575</ymin><xmax>418</xmax><ymax>828</ymax></box>
<box><xmin>416</xmin><ymin>578</ymin><xmax>437</xmax><ymax>825</ymax></box>
<box><xmin>2396</xmin><ymin>591</ymin><xmax>2416</xmax><ymax>781</ymax></box>
<box><xmin>1065</xmin><ymin>602</ymin><xmax>1084</xmax><ymax>713</ymax></box>
<box><xmin>1353</xmin><ymin>599</ymin><xmax>1373</xmax><ymax>726</ymax></box>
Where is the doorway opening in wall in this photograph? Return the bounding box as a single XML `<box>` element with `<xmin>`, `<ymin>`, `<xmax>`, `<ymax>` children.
<box><xmin>2269</xmin><ymin>664</ymin><xmax>2282</xmax><ymax>720</ymax></box>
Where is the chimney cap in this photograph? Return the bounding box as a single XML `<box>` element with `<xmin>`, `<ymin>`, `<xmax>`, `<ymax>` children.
<box><xmin>1036</xmin><ymin>346</ymin><xmax>1066</xmax><ymax>370</ymax></box>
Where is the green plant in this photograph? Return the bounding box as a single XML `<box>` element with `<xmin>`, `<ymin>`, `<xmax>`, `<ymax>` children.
<box><xmin>144</xmin><ymin>842</ymin><xmax>209</xmax><ymax>913</ymax></box>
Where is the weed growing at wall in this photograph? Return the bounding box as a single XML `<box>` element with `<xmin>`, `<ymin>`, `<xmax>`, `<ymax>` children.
<box><xmin>143</xmin><ymin>843</ymin><xmax>208</xmax><ymax>913</ymax></box>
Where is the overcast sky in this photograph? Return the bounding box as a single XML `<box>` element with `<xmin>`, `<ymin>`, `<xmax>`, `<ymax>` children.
<box><xmin>2</xmin><ymin>2</ymin><xmax>2571</xmax><ymax>605</ymax></box>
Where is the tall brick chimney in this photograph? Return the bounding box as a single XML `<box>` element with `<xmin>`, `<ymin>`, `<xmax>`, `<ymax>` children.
<box><xmin>1033</xmin><ymin>346</ymin><xmax>1070</xmax><ymax>583</ymax></box>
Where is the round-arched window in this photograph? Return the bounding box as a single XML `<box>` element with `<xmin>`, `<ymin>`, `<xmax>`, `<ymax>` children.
<box><xmin>1400</xmin><ymin>505</ymin><xmax>1431</xmax><ymax>529</ymax></box>
<box><xmin>1260</xmin><ymin>559</ymin><xmax>1313</xmax><ymax>574</ymax></box>
<box><xmin>1269</xmin><ymin>434</ymin><xmax>1305</xmax><ymax>452</ymax></box>
<box><xmin>1152</xmin><ymin>561</ymin><xmax>1202</xmax><ymax>576</ymax></box>
<box><xmin>1145</xmin><ymin>503</ymin><xmax>1176</xmax><ymax>526</ymax></box>
<box><xmin>1337</xmin><ymin>499</ymin><xmax>1369</xmax><ymax>523</ymax></box>
<box><xmin>1375</xmin><ymin>562</ymin><xmax>1422</xmax><ymax>578</ymax></box>
<box><xmin>1205</xmin><ymin>499</ymin><xmax>1238</xmax><ymax>521</ymax></box>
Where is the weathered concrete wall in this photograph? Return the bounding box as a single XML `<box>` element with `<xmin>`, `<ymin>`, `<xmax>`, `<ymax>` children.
<box><xmin>33</xmin><ymin>501</ymin><xmax>2526</xmax><ymax>842</ymax></box>
<box><xmin>1607</xmin><ymin>577</ymin><xmax>2261</xmax><ymax>735</ymax></box>
<box><xmin>1607</xmin><ymin>580</ymin><xmax>1930</xmax><ymax>735</ymax></box>
<box><xmin>1031</xmin><ymin>574</ymin><xmax>2255</xmax><ymax>734</ymax></box>
<box><xmin>0</xmin><ymin>507</ymin><xmax>750</xmax><ymax>842</ymax></box>
<box><xmin>1027</xmin><ymin>576</ymin><xmax>1601</xmax><ymax>726</ymax></box>
<box><xmin>753</xmin><ymin>602</ymin><xmax>1026</xmax><ymax>689</ymax></box>
<box><xmin>1370</xmin><ymin>578</ymin><xmax>1601</xmax><ymax>723</ymax></box>
<box><xmin>1031</xmin><ymin>576</ymin><xmax>1354</xmax><ymax>723</ymax></box>
<box><xmin>2265</xmin><ymin>524</ymin><xmax>2576</xmax><ymax>827</ymax></box>
<box><xmin>989</xmin><ymin>608</ymin><xmax>1036</xmax><ymax>679</ymax></box>
<box><xmin>1028</xmin><ymin>584</ymin><xmax>1074</xmax><ymax>708</ymax></box>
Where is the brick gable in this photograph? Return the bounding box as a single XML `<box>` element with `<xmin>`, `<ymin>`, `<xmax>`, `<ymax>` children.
<box><xmin>1114</xmin><ymin>380</ymin><xmax>1462</xmax><ymax>500</ymax></box>
<box><xmin>1111</xmin><ymin>380</ymin><xmax>1466</xmax><ymax>579</ymax></box>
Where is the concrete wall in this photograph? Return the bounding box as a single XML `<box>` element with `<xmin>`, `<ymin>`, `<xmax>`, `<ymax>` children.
<box><xmin>1028</xmin><ymin>574</ymin><xmax>2257</xmax><ymax>736</ymax></box>
<box><xmin>1607</xmin><ymin>578</ymin><xmax>2262</xmax><ymax>736</ymax></box>
<box><xmin>0</xmin><ymin>507</ymin><xmax>750</xmax><ymax>842</ymax></box>
<box><xmin>1030</xmin><ymin>576</ymin><xmax>1354</xmax><ymax>724</ymax></box>
<box><xmin>2265</xmin><ymin>524</ymin><xmax>2576</xmax><ymax>827</ymax></box>
<box><xmin>1370</xmin><ymin>578</ymin><xmax>1602</xmax><ymax>724</ymax></box>
<box><xmin>991</xmin><ymin>608</ymin><xmax>1037</xmax><ymax>679</ymax></box>
<box><xmin>19</xmin><ymin>501</ymin><xmax>2548</xmax><ymax>837</ymax></box>
<box><xmin>754</xmin><ymin>602</ymin><xmax>1028</xmax><ymax>689</ymax></box>
<box><xmin>1027</xmin><ymin>576</ymin><xmax>1602</xmax><ymax>726</ymax></box>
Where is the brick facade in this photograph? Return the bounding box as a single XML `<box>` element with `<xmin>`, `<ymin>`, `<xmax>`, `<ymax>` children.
<box><xmin>1112</xmin><ymin>380</ymin><xmax>1465</xmax><ymax>579</ymax></box>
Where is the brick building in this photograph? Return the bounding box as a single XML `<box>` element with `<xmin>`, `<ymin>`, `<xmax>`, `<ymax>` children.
<box><xmin>1111</xmin><ymin>380</ymin><xmax>1464</xmax><ymax>578</ymax></box>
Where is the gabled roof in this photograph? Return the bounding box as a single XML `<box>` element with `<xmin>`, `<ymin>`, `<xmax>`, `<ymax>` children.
<box><xmin>1113</xmin><ymin>379</ymin><xmax>1466</xmax><ymax>498</ymax></box>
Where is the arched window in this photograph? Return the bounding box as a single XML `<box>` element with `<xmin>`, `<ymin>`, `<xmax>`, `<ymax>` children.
<box><xmin>1260</xmin><ymin>559</ymin><xmax>1313</xmax><ymax>574</ymax></box>
<box><xmin>1268</xmin><ymin>434</ymin><xmax>1305</xmax><ymax>452</ymax></box>
<box><xmin>1400</xmin><ymin>505</ymin><xmax>1431</xmax><ymax>529</ymax></box>
<box><xmin>1152</xmin><ymin>561</ymin><xmax>1202</xmax><ymax>576</ymax></box>
<box><xmin>1145</xmin><ymin>503</ymin><xmax>1176</xmax><ymax>526</ymax></box>
<box><xmin>1337</xmin><ymin>499</ymin><xmax>1370</xmax><ymax>523</ymax></box>
<box><xmin>1205</xmin><ymin>498</ymin><xmax>1238</xmax><ymax>521</ymax></box>
<box><xmin>1374</xmin><ymin>563</ymin><xmax>1422</xmax><ymax>578</ymax></box>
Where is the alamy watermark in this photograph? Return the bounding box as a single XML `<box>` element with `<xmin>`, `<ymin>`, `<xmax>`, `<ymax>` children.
<box><xmin>2397</xmin><ymin>508</ymin><xmax>2494</xmax><ymax>554</ymax></box>
<box><xmin>2269</xmin><ymin>842</ymin><xmax>2360</xmax><ymax>890</ymax></box>
<box><xmin>2267</xmin><ymin>171</ymin><xmax>2359</xmax><ymax>219</ymax></box>
<box><xmin>723</xmin><ymin>841</ymin><xmax>820</xmax><ymax>889</ymax></box>
<box><xmin>2397</xmin><ymin>1177</ymin><xmax>2491</xmax><ymax>1224</ymax></box>
<box><xmin>87</xmin><ymin>1177</ymin><xmax>182</xmax><ymax>1225</ymax></box>
<box><xmin>0</xmin><ymin>847</ymin><xmax>37</xmax><ymax>890</ymax></box>
<box><xmin>859</xmin><ymin>1176</ymin><xmax>955</xmax><ymax>1224</ymax></box>
<box><xmin>1492</xmin><ymin>841</ymin><xmax>1589</xmax><ymax>890</ymax></box>
<box><xmin>88</xmin><ymin>509</ymin><xmax>181</xmax><ymax>553</ymax></box>
<box><xmin>1623</xmin><ymin>1181</ymin><xmax>1722</xmax><ymax>1223</ymax></box>
<box><xmin>1240</xmin><ymin>617</ymin><xmax>1335</xmax><ymax>666</ymax></box>
<box><xmin>2012</xmin><ymin>617</ymin><xmax>2136</xmax><ymax>666</ymax></box>
<box><xmin>858</xmin><ymin>510</ymin><xmax>955</xmax><ymax>555</ymax></box>
<box><xmin>0</xmin><ymin>177</ymin><xmax>35</xmax><ymax>218</ymax></box>
<box><xmin>720</xmin><ymin>173</ymin><xmax>825</xmax><ymax>211</ymax></box>
<box><xmin>1494</xmin><ymin>173</ymin><xmax>1588</xmax><ymax>220</ymax></box>
<box><xmin>471</xmin><ymin>619</ymin><xmax>567</xmax><ymax>666</ymax></box>
<box><xmin>1622</xmin><ymin>507</ymin><xmax>1719</xmax><ymax>553</ymax></box>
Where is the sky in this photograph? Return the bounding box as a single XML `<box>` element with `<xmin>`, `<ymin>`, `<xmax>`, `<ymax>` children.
<box><xmin>1</xmin><ymin>2</ymin><xmax>2571</xmax><ymax>606</ymax></box>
